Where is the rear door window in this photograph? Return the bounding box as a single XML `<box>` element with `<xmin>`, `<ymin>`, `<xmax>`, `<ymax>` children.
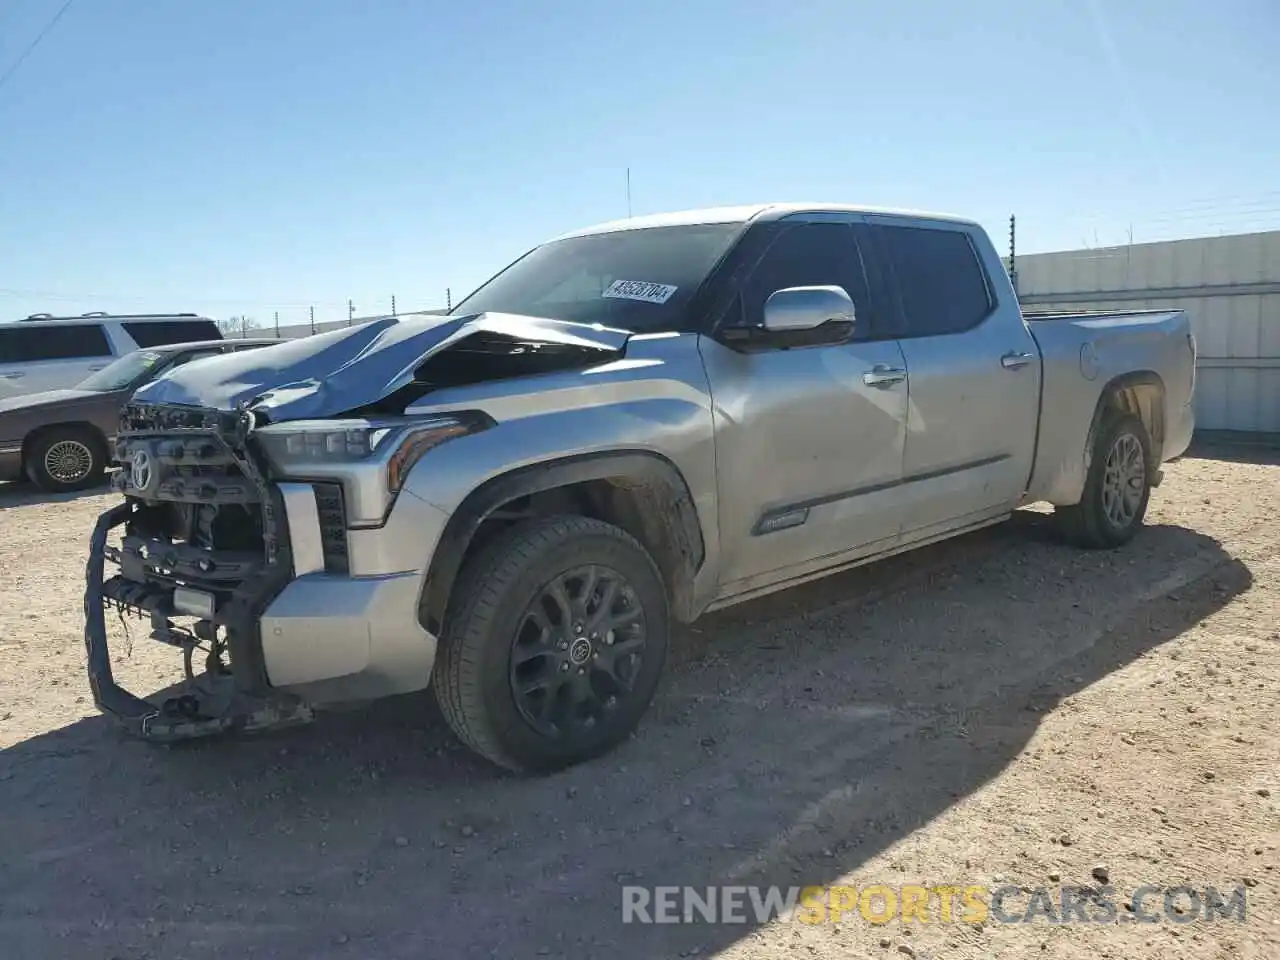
<box><xmin>121</xmin><ymin>320</ymin><xmax>221</xmax><ymax>347</ymax></box>
<box><xmin>0</xmin><ymin>323</ymin><xmax>112</xmax><ymax>362</ymax></box>
<box><xmin>167</xmin><ymin>348</ymin><xmax>223</xmax><ymax>370</ymax></box>
<box><xmin>876</xmin><ymin>226</ymin><xmax>994</xmax><ymax>338</ymax></box>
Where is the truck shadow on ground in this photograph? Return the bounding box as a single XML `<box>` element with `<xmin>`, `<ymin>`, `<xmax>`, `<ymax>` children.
<box><xmin>0</xmin><ymin>513</ymin><xmax>1252</xmax><ymax>959</ymax></box>
<box><xmin>1185</xmin><ymin>437</ymin><xmax>1280</xmax><ymax>467</ymax></box>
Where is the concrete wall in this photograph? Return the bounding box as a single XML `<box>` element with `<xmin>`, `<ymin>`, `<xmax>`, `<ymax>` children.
<box><xmin>1015</xmin><ymin>231</ymin><xmax>1280</xmax><ymax>434</ymax></box>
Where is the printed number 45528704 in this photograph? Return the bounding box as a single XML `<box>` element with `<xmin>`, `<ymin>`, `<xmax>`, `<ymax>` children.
<box><xmin>602</xmin><ymin>280</ymin><xmax>678</xmax><ymax>305</ymax></box>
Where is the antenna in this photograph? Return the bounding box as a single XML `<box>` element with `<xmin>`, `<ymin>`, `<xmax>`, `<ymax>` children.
<box><xmin>309</xmin><ymin>305</ymin><xmax>315</xmax><ymax>335</ymax></box>
<box><xmin>273</xmin><ymin>311</ymin><xmax>280</xmax><ymax>338</ymax></box>
<box><xmin>626</xmin><ymin>167</ymin><xmax>632</xmax><ymax>218</ymax></box>
<box><xmin>1008</xmin><ymin>214</ymin><xmax>1018</xmax><ymax>295</ymax></box>
<box><xmin>348</xmin><ymin>299</ymin><xmax>355</xmax><ymax>326</ymax></box>
<box><xmin>391</xmin><ymin>294</ymin><xmax>397</xmax><ymax>317</ymax></box>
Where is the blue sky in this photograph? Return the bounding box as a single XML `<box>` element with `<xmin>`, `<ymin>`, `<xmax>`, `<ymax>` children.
<box><xmin>1</xmin><ymin>0</ymin><xmax>1276</xmax><ymax>326</ymax></box>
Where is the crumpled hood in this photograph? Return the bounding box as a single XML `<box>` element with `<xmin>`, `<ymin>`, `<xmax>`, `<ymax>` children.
<box><xmin>0</xmin><ymin>388</ymin><xmax>103</xmax><ymax>416</ymax></box>
<box><xmin>132</xmin><ymin>312</ymin><xmax>632</xmax><ymax>421</ymax></box>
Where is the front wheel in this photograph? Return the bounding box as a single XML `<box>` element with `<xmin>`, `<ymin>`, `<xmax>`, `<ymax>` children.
<box><xmin>433</xmin><ymin>515</ymin><xmax>669</xmax><ymax>773</ymax></box>
<box><xmin>1055</xmin><ymin>412</ymin><xmax>1153</xmax><ymax>549</ymax></box>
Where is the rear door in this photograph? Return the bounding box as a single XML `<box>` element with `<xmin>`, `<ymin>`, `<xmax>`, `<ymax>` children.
<box><xmin>867</xmin><ymin>219</ymin><xmax>1041</xmax><ymax>537</ymax></box>
<box><xmin>0</xmin><ymin>323</ymin><xmax>115</xmax><ymax>398</ymax></box>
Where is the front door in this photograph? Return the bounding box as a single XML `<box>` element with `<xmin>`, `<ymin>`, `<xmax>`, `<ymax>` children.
<box><xmin>701</xmin><ymin>217</ymin><xmax>910</xmax><ymax>594</ymax></box>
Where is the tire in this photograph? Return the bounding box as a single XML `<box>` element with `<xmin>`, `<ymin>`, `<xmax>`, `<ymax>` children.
<box><xmin>1055</xmin><ymin>412</ymin><xmax>1153</xmax><ymax>549</ymax></box>
<box><xmin>25</xmin><ymin>426</ymin><xmax>106</xmax><ymax>493</ymax></box>
<box><xmin>433</xmin><ymin>514</ymin><xmax>670</xmax><ymax>774</ymax></box>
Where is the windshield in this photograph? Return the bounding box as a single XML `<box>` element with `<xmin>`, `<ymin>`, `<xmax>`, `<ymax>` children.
<box><xmin>449</xmin><ymin>223</ymin><xmax>745</xmax><ymax>333</ymax></box>
<box><xmin>75</xmin><ymin>350</ymin><xmax>168</xmax><ymax>391</ymax></box>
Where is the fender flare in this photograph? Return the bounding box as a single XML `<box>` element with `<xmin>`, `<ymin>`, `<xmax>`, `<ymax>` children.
<box><xmin>418</xmin><ymin>450</ymin><xmax>707</xmax><ymax>633</ymax></box>
<box><xmin>1082</xmin><ymin>370</ymin><xmax>1166</xmax><ymax>468</ymax></box>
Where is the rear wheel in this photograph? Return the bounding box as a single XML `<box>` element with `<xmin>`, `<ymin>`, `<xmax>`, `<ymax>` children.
<box><xmin>25</xmin><ymin>426</ymin><xmax>106</xmax><ymax>493</ymax></box>
<box><xmin>1055</xmin><ymin>412</ymin><xmax>1153</xmax><ymax>549</ymax></box>
<box><xmin>433</xmin><ymin>515</ymin><xmax>669</xmax><ymax>773</ymax></box>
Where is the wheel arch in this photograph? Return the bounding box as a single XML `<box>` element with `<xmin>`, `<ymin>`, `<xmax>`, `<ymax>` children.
<box><xmin>1084</xmin><ymin>370</ymin><xmax>1166</xmax><ymax>471</ymax></box>
<box><xmin>419</xmin><ymin>451</ymin><xmax>707</xmax><ymax>635</ymax></box>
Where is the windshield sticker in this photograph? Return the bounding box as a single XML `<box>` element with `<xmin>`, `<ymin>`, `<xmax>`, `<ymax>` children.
<box><xmin>602</xmin><ymin>280</ymin><xmax>678</xmax><ymax>305</ymax></box>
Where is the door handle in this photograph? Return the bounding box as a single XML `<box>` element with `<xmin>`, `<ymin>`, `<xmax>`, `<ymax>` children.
<box><xmin>862</xmin><ymin>365</ymin><xmax>907</xmax><ymax>387</ymax></box>
<box><xmin>88</xmin><ymin>364</ymin><xmax>108</xmax><ymax>371</ymax></box>
<box><xmin>0</xmin><ymin>372</ymin><xmax>25</xmax><ymax>379</ymax></box>
<box><xmin>1001</xmin><ymin>351</ymin><xmax>1035</xmax><ymax>369</ymax></box>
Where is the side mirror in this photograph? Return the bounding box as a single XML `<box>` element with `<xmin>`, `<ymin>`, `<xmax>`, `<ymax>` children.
<box><xmin>762</xmin><ymin>285</ymin><xmax>855</xmax><ymax>333</ymax></box>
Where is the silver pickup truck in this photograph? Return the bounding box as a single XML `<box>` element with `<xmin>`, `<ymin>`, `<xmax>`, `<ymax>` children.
<box><xmin>85</xmin><ymin>203</ymin><xmax>1196</xmax><ymax>773</ymax></box>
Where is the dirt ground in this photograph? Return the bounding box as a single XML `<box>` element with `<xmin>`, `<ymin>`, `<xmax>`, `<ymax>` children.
<box><xmin>0</xmin><ymin>444</ymin><xmax>1276</xmax><ymax>960</ymax></box>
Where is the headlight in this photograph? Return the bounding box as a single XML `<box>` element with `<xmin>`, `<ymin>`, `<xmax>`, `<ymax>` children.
<box><xmin>254</xmin><ymin>412</ymin><xmax>491</xmax><ymax>497</ymax></box>
<box><xmin>258</xmin><ymin>424</ymin><xmax>396</xmax><ymax>462</ymax></box>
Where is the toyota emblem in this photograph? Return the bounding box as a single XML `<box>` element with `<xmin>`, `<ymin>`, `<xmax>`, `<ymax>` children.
<box><xmin>130</xmin><ymin>447</ymin><xmax>154</xmax><ymax>493</ymax></box>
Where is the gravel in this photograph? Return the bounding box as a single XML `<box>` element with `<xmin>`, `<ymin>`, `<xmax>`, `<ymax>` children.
<box><xmin>1</xmin><ymin>443</ymin><xmax>1277</xmax><ymax>959</ymax></box>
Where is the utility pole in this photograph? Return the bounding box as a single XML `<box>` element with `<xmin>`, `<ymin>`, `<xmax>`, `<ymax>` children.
<box><xmin>1125</xmin><ymin>223</ymin><xmax>1134</xmax><ymax>283</ymax></box>
<box><xmin>240</xmin><ymin>315</ymin><xmax>248</xmax><ymax>339</ymax></box>
<box><xmin>273</xmin><ymin>311</ymin><xmax>280</xmax><ymax>339</ymax></box>
<box><xmin>309</xmin><ymin>305</ymin><xmax>315</xmax><ymax>335</ymax></box>
<box><xmin>348</xmin><ymin>299</ymin><xmax>355</xmax><ymax>326</ymax></box>
<box><xmin>391</xmin><ymin>295</ymin><xmax>397</xmax><ymax>317</ymax></box>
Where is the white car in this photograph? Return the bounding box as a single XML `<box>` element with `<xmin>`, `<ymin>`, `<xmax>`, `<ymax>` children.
<box><xmin>0</xmin><ymin>313</ymin><xmax>222</xmax><ymax>400</ymax></box>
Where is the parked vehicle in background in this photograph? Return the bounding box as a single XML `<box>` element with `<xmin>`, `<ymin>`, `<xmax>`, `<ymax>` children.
<box><xmin>0</xmin><ymin>338</ymin><xmax>277</xmax><ymax>492</ymax></box>
<box><xmin>0</xmin><ymin>313</ymin><xmax>222</xmax><ymax>401</ymax></box>
<box><xmin>87</xmin><ymin>203</ymin><xmax>1197</xmax><ymax>774</ymax></box>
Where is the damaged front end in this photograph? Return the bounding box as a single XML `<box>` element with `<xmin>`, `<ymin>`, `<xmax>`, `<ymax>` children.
<box><xmin>129</xmin><ymin>311</ymin><xmax>632</xmax><ymax>421</ymax></box>
<box><xmin>84</xmin><ymin>403</ymin><xmax>313</xmax><ymax>741</ymax></box>
<box><xmin>83</xmin><ymin>311</ymin><xmax>631</xmax><ymax>742</ymax></box>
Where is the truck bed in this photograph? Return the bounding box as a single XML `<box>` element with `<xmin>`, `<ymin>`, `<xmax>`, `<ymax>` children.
<box><xmin>1020</xmin><ymin>307</ymin><xmax>1197</xmax><ymax>507</ymax></box>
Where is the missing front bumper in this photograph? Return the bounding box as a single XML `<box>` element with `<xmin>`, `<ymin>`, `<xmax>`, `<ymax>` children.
<box><xmin>83</xmin><ymin>501</ymin><xmax>314</xmax><ymax>743</ymax></box>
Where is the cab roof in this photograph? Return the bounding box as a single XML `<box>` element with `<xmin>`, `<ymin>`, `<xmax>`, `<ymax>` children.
<box><xmin>552</xmin><ymin>202</ymin><xmax>979</xmax><ymax>241</ymax></box>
